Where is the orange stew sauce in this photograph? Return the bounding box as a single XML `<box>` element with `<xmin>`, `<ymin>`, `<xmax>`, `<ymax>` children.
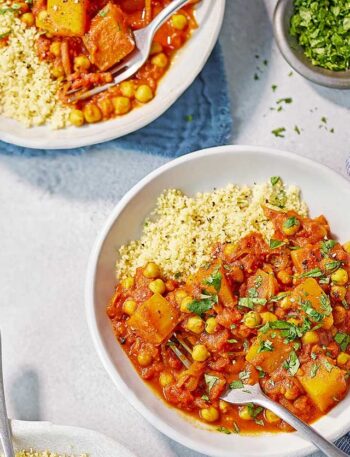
<box><xmin>107</xmin><ymin>206</ymin><xmax>350</xmax><ymax>434</ymax></box>
<box><xmin>13</xmin><ymin>0</ymin><xmax>197</xmax><ymax>126</ymax></box>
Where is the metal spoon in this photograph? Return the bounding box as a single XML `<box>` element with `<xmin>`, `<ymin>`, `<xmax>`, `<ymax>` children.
<box><xmin>0</xmin><ymin>333</ymin><xmax>15</xmax><ymax>457</ymax></box>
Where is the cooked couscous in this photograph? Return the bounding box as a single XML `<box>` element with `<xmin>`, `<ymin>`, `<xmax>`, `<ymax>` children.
<box><xmin>15</xmin><ymin>451</ymin><xmax>87</xmax><ymax>457</ymax></box>
<box><xmin>0</xmin><ymin>1</ymin><xmax>70</xmax><ymax>128</ymax></box>
<box><xmin>117</xmin><ymin>178</ymin><xmax>308</xmax><ymax>280</ymax></box>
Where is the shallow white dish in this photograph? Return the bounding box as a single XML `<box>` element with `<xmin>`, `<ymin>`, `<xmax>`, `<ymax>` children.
<box><xmin>0</xmin><ymin>0</ymin><xmax>225</xmax><ymax>150</ymax></box>
<box><xmin>10</xmin><ymin>419</ymin><xmax>136</xmax><ymax>456</ymax></box>
<box><xmin>86</xmin><ymin>145</ymin><xmax>350</xmax><ymax>457</ymax></box>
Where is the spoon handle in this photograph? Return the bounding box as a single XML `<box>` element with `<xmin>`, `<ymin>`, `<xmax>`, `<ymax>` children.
<box><xmin>258</xmin><ymin>395</ymin><xmax>347</xmax><ymax>457</ymax></box>
<box><xmin>0</xmin><ymin>334</ymin><xmax>15</xmax><ymax>457</ymax></box>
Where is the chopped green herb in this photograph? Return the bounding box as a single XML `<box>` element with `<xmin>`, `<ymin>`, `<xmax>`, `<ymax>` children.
<box><xmin>272</xmin><ymin>127</ymin><xmax>286</xmax><ymax>138</ymax></box>
<box><xmin>257</xmin><ymin>339</ymin><xmax>274</xmax><ymax>353</ymax></box>
<box><xmin>294</xmin><ymin>125</ymin><xmax>301</xmax><ymax>135</ymax></box>
<box><xmin>335</xmin><ymin>332</ymin><xmax>350</xmax><ymax>352</ymax></box>
<box><xmin>233</xmin><ymin>422</ymin><xmax>240</xmax><ymax>433</ymax></box>
<box><xmin>269</xmin><ymin>239</ymin><xmax>287</xmax><ymax>249</ymax></box>
<box><xmin>239</xmin><ymin>370</ymin><xmax>250</xmax><ymax>381</ymax></box>
<box><xmin>325</xmin><ymin>260</ymin><xmax>342</xmax><ymax>271</ymax></box>
<box><xmin>277</xmin><ymin>97</ymin><xmax>293</xmax><ymax>104</ymax></box>
<box><xmin>298</xmin><ymin>268</ymin><xmax>323</xmax><ymax>279</ymax></box>
<box><xmin>204</xmin><ymin>374</ymin><xmax>219</xmax><ymax>392</ymax></box>
<box><xmin>227</xmin><ymin>338</ymin><xmax>238</xmax><ymax>344</ymax></box>
<box><xmin>310</xmin><ymin>363</ymin><xmax>320</xmax><ymax>378</ymax></box>
<box><xmin>320</xmin><ymin>239</ymin><xmax>337</xmax><ymax>257</ymax></box>
<box><xmin>184</xmin><ymin>114</ymin><xmax>193</xmax><ymax>122</ymax></box>
<box><xmin>203</xmin><ymin>270</ymin><xmax>222</xmax><ymax>292</ymax></box>
<box><xmin>283</xmin><ymin>351</ymin><xmax>300</xmax><ymax>376</ymax></box>
<box><xmin>300</xmin><ymin>299</ymin><xmax>325</xmax><ymax>322</ymax></box>
<box><xmin>230</xmin><ymin>380</ymin><xmax>244</xmax><ymax>389</ymax></box>
<box><xmin>201</xmin><ymin>394</ymin><xmax>210</xmax><ymax>401</ymax></box>
<box><xmin>256</xmin><ymin>366</ymin><xmax>266</xmax><ymax>378</ymax></box>
<box><xmin>270</xmin><ymin>176</ymin><xmax>281</xmax><ymax>186</ymax></box>
<box><xmin>188</xmin><ymin>293</ymin><xmax>218</xmax><ymax>316</ymax></box>
<box><xmin>217</xmin><ymin>427</ymin><xmax>231</xmax><ymax>434</ymax></box>
<box><xmin>323</xmin><ymin>359</ymin><xmax>334</xmax><ymax>373</ymax></box>
<box><xmin>284</xmin><ymin>216</ymin><xmax>299</xmax><ymax>229</ymax></box>
<box><xmin>272</xmin><ymin>84</ymin><xmax>278</xmax><ymax>92</ymax></box>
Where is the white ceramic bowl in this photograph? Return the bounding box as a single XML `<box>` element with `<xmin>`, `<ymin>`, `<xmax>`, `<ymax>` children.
<box><xmin>86</xmin><ymin>145</ymin><xmax>350</xmax><ymax>457</ymax></box>
<box><xmin>0</xmin><ymin>0</ymin><xmax>225</xmax><ymax>150</ymax></box>
<box><xmin>10</xmin><ymin>419</ymin><xmax>136</xmax><ymax>457</ymax></box>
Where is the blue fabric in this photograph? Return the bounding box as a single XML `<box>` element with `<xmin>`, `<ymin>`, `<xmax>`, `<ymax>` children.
<box><xmin>0</xmin><ymin>43</ymin><xmax>232</xmax><ymax>158</ymax></box>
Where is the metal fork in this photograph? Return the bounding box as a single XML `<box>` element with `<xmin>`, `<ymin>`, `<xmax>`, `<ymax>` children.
<box><xmin>67</xmin><ymin>0</ymin><xmax>191</xmax><ymax>102</ymax></box>
<box><xmin>0</xmin><ymin>333</ymin><xmax>15</xmax><ymax>457</ymax></box>
<box><xmin>170</xmin><ymin>335</ymin><xmax>347</xmax><ymax>457</ymax></box>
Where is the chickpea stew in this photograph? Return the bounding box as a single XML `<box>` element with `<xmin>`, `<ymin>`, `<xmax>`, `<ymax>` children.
<box><xmin>0</xmin><ymin>0</ymin><xmax>198</xmax><ymax>127</ymax></box>
<box><xmin>107</xmin><ymin>181</ymin><xmax>350</xmax><ymax>434</ymax></box>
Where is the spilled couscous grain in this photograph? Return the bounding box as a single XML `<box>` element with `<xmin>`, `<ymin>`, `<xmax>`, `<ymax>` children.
<box><xmin>0</xmin><ymin>1</ymin><xmax>70</xmax><ymax>128</ymax></box>
<box><xmin>117</xmin><ymin>178</ymin><xmax>308</xmax><ymax>280</ymax></box>
<box><xmin>15</xmin><ymin>451</ymin><xmax>87</xmax><ymax>457</ymax></box>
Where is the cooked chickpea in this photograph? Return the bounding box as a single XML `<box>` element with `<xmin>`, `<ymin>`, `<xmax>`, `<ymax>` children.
<box><xmin>302</xmin><ymin>331</ymin><xmax>319</xmax><ymax>345</ymax></box>
<box><xmin>175</xmin><ymin>289</ymin><xmax>188</xmax><ymax>305</ymax></box>
<box><xmin>159</xmin><ymin>371</ymin><xmax>174</xmax><ymax>387</ymax></box>
<box><xmin>121</xmin><ymin>276</ymin><xmax>134</xmax><ymax>290</ymax></box>
<box><xmin>223</xmin><ymin>243</ymin><xmax>236</xmax><ymax>257</ymax></box>
<box><xmin>331</xmin><ymin>268</ymin><xmax>348</xmax><ymax>286</ymax></box>
<box><xmin>112</xmin><ymin>96</ymin><xmax>131</xmax><ymax>115</ymax></box>
<box><xmin>69</xmin><ymin>109</ymin><xmax>84</xmax><ymax>127</ymax></box>
<box><xmin>21</xmin><ymin>12</ymin><xmax>35</xmax><ymax>27</ymax></box>
<box><xmin>49</xmin><ymin>41</ymin><xmax>61</xmax><ymax>57</ymax></box>
<box><xmin>135</xmin><ymin>84</ymin><xmax>154</xmax><ymax>103</ymax></box>
<box><xmin>238</xmin><ymin>405</ymin><xmax>253</xmax><ymax>421</ymax></box>
<box><xmin>282</xmin><ymin>217</ymin><xmax>300</xmax><ymax>236</ymax></box>
<box><xmin>151</xmin><ymin>52</ymin><xmax>168</xmax><ymax>68</ymax></box>
<box><xmin>219</xmin><ymin>400</ymin><xmax>230</xmax><ymax>414</ymax></box>
<box><xmin>143</xmin><ymin>262</ymin><xmax>160</xmax><ymax>279</ymax></box>
<box><xmin>137</xmin><ymin>351</ymin><xmax>152</xmax><ymax>367</ymax></box>
<box><xmin>244</xmin><ymin>311</ymin><xmax>262</xmax><ymax>328</ymax></box>
<box><xmin>260</xmin><ymin>312</ymin><xmax>277</xmax><ymax>324</ymax></box>
<box><xmin>337</xmin><ymin>352</ymin><xmax>350</xmax><ymax>365</ymax></box>
<box><xmin>150</xmin><ymin>42</ymin><xmax>163</xmax><ymax>54</ymax></box>
<box><xmin>192</xmin><ymin>344</ymin><xmax>209</xmax><ymax>361</ymax></box>
<box><xmin>205</xmin><ymin>317</ymin><xmax>218</xmax><ymax>334</ymax></box>
<box><xmin>120</xmin><ymin>81</ymin><xmax>135</xmax><ymax>98</ymax></box>
<box><xmin>123</xmin><ymin>299</ymin><xmax>137</xmax><ymax>316</ymax></box>
<box><xmin>331</xmin><ymin>286</ymin><xmax>347</xmax><ymax>302</ymax></box>
<box><xmin>333</xmin><ymin>305</ymin><xmax>347</xmax><ymax>324</ymax></box>
<box><xmin>277</xmin><ymin>270</ymin><xmax>292</xmax><ymax>285</ymax></box>
<box><xmin>51</xmin><ymin>65</ymin><xmax>65</xmax><ymax>79</ymax></box>
<box><xmin>186</xmin><ymin>316</ymin><xmax>205</xmax><ymax>334</ymax></box>
<box><xmin>200</xmin><ymin>406</ymin><xmax>219</xmax><ymax>422</ymax></box>
<box><xmin>343</xmin><ymin>241</ymin><xmax>350</xmax><ymax>254</ymax></box>
<box><xmin>284</xmin><ymin>388</ymin><xmax>299</xmax><ymax>400</ymax></box>
<box><xmin>264</xmin><ymin>409</ymin><xmax>281</xmax><ymax>424</ymax></box>
<box><xmin>98</xmin><ymin>98</ymin><xmax>114</xmax><ymax>117</ymax></box>
<box><xmin>74</xmin><ymin>55</ymin><xmax>90</xmax><ymax>72</ymax></box>
<box><xmin>171</xmin><ymin>13</ymin><xmax>188</xmax><ymax>30</ymax></box>
<box><xmin>83</xmin><ymin>104</ymin><xmax>102</xmax><ymax>123</ymax></box>
<box><xmin>180</xmin><ymin>296</ymin><xmax>193</xmax><ymax>313</ymax></box>
<box><xmin>149</xmin><ymin>278</ymin><xmax>166</xmax><ymax>295</ymax></box>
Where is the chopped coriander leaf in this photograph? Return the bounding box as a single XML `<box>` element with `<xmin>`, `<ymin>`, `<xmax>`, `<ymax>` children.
<box><xmin>238</xmin><ymin>297</ymin><xmax>267</xmax><ymax>309</ymax></box>
<box><xmin>294</xmin><ymin>125</ymin><xmax>301</xmax><ymax>135</ymax></box>
<box><xmin>270</xmin><ymin>292</ymin><xmax>289</xmax><ymax>302</ymax></box>
<box><xmin>203</xmin><ymin>270</ymin><xmax>222</xmax><ymax>292</ymax></box>
<box><xmin>256</xmin><ymin>366</ymin><xmax>265</xmax><ymax>378</ymax></box>
<box><xmin>230</xmin><ymin>380</ymin><xmax>244</xmax><ymax>389</ymax></box>
<box><xmin>283</xmin><ymin>351</ymin><xmax>300</xmax><ymax>376</ymax></box>
<box><xmin>300</xmin><ymin>299</ymin><xmax>325</xmax><ymax>322</ymax></box>
<box><xmin>217</xmin><ymin>427</ymin><xmax>231</xmax><ymax>434</ymax></box>
<box><xmin>320</xmin><ymin>294</ymin><xmax>332</xmax><ymax>316</ymax></box>
<box><xmin>184</xmin><ymin>114</ymin><xmax>193</xmax><ymax>122</ymax></box>
<box><xmin>239</xmin><ymin>370</ymin><xmax>250</xmax><ymax>381</ymax></box>
<box><xmin>254</xmin><ymin>73</ymin><xmax>260</xmax><ymax>80</ymax></box>
<box><xmin>270</xmin><ymin>176</ymin><xmax>281</xmax><ymax>186</ymax></box>
<box><xmin>201</xmin><ymin>394</ymin><xmax>209</xmax><ymax>401</ymax></box>
<box><xmin>272</xmin><ymin>127</ymin><xmax>286</xmax><ymax>138</ymax></box>
<box><xmin>227</xmin><ymin>338</ymin><xmax>238</xmax><ymax>343</ymax></box>
<box><xmin>269</xmin><ymin>239</ymin><xmax>286</xmax><ymax>249</ymax></box>
<box><xmin>320</xmin><ymin>239</ymin><xmax>337</xmax><ymax>257</ymax></box>
<box><xmin>255</xmin><ymin>419</ymin><xmax>264</xmax><ymax>426</ymax></box>
<box><xmin>284</xmin><ymin>216</ymin><xmax>298</xmax><ymax>229</ymax></box>
<box><xmin>204</xmin><ymin>374</ymin><xmax>219</xmax><ymax>392</ymax></box>
<box><xmin>325</xmin><ymin>260</ymin><xmax>342</xmax><ymax>271</ymax></box>
<box><xmin>323</xmin><ymin>359</ymin><xmax>334</xmax><ymax>373</ymax></box>
<box><xmin>247</xmin><ymin>403</ymin><xmax>264</xmax><ymax>418</ymax></box>
<box><xmin>188</xmin><ymin>294</ymin><xmax>218</xmax><ymax>316</ymax></box>
<box><xmin>335</xmin><ymin>332</ymin><xmax>350</xmax><ymax>352</ymax></box>
<box><xmin>277</xmin><ymin>97</ymin><xmax>293</xmax><ymax>104</ymax></box>
<box><xmin>298</xmin><ymin>268</ymin><xmax>323</xmax><ymax>279</ymax></box>
<box><xmin>272</xmin><ymin>84</ymin><xmax>278</xmax><ymax>92</ymax></box>
<box><xmin>257</xmin><ymin>339</ymin><xmax>274</xmax><ymax>353</ymax></box>
<box><xmin>310</xmin><ymin>363</ymin><xmax>320</xmax><ymax>378</ymax></box>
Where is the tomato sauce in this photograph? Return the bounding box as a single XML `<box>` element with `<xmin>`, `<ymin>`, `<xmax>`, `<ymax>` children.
<box><xmin>107</xmin><ymin>206</ymin><xmax>350</xmax><ymax>434</ymax></box>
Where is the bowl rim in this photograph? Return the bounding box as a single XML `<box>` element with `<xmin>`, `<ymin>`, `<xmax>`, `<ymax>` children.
<box><xmin>85</xmin><ymin>145</ymin><xmax>350</xmax><ymax>457</ymax></box>
<box><xmin>273</xmin><ymin>0</ymin><xmax>350</xmax><ymax>89</ymax></box>
<box><xmin>0</xmin><ymin>0</ymin><xmax>225</xmax><ymax>150</ymax></box>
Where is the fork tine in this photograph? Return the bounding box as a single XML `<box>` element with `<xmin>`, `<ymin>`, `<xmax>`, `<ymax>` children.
<box><xmin>173</xmin><ymin>333</ymin><xmax>192</xmax><ymax>355</ymax></box>
<box><xmin>169</xmin><ymin>342</ymin><xmax>191</xmax><ymax>369</ymax></box>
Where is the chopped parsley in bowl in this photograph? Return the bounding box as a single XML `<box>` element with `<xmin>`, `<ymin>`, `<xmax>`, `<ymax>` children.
<box><xmin>274</xmin><ymin>0</ymin><xmax>350</xmax><ymax>89</ymax></box>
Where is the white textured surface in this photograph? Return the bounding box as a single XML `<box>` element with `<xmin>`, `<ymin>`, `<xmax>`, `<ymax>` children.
<box><xmin>0</xmin><ymin>1</ymin><xmax>349</xmax><ymax>457</ymax></box>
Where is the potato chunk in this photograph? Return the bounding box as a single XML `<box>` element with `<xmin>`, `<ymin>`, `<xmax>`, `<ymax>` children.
<box><xmin>127</xmin><ymin>293</ymin><xmax>180</xmax><ymax>345</ymax></box>
<box><xmin>246</xmin><ymin>330</ymin><xmax>293</xmax><ymax>374</ymax></box>
<box><xmin>292</xmin><ymin>278</ymin><xmax>334</xmax><ymax>329</ymax></box>
<box><xmin>83</xmin><ymin>3</ymin><xmax>135</xmax><ymax>71</ymax></box>
<box><xmin>297</xmin><ymin>356</ymin><xmax>347</xmax><ymax>412</ymax></box>
<box><xmin>36</xmin><ymin>0</ymin><xmax>88</xmax><ymax>37</ymax></box>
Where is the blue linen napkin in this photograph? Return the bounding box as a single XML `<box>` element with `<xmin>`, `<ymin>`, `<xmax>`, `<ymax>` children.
<box><xmin>0</xmin><ymin>43</ymin><xmax>232</xmax><ymax>157</ymax></box>
<box><xmin>314</xmin><ymin>434</ymin><xmax>350</xmax><ymax>456</ymax></box>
